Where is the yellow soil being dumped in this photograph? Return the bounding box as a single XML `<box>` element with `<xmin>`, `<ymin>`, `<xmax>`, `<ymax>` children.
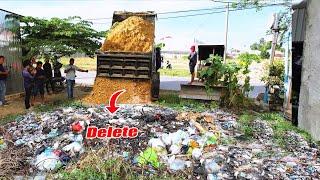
<box><xmin>101</xmin><ymin>16</ymin><xmax>154</xmax><ymax>53</ymax></box>
<box><xmin>84</xmin><ymin>77</ymin><xmax>151</xmax><ymax>104</ymax></box>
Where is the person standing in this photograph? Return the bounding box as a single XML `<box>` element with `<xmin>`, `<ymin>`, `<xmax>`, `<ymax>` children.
<box><xmin>64</xmin><ymin>58</ymin><xmax>88</xmax><ymax>99</ymax></box>
<box><xmin>22</xmin><ymin>60</ymin><xmax>35</xmax><ymax>109</ymax></box>
<box><xmin>30</xmin><ymin>56</ymin><xmax>37</xmax><ymax>68</ymax></box>
<box><xmin>188</xmin><ymin>45</ymin><xmax>197</xmax><ymax>85</ymax></box>
<box><xmin>43</xmin><ymin>58</ymin><xmax>55</xmax><ymax>94</ymax></box>
<box><xmin>34</xmin><ymin>61</ymin><xmax>46</xmax><ymax>104</ymax></box>
<box><xmin>0</xmin><ymin>56</ymin><xmax>9</xmax><ymax>106</ymax></box>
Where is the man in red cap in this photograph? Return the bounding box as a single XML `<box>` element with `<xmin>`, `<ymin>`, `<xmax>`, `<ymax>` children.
<box><xmin>188</xmin><ymin>45</ymin><xmax>197</xmax><ymax>84</ymax></box>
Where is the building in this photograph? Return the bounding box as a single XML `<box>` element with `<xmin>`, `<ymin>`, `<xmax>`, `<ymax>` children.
<box><xmin>292</xmin><ymin>0</ymin><xmax>320</xmax><ymax>140</ymax></box>
<box><xmin>0</xmin><ymin>9</ymin><xmax>24</xmax><ymax>94</ymax></box>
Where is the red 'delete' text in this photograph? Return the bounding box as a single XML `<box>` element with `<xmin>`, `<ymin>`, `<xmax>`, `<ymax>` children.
<box><xmin>85</xmin><ymin>126</ymin><xmax>138</xmax><ymax>139</ymax></box>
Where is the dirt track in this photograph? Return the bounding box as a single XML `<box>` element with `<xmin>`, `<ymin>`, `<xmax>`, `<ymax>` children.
<box><xmin>0</xmin><ymin>86</ymin><xmax>91</xmax><ymax>119</ymax></box>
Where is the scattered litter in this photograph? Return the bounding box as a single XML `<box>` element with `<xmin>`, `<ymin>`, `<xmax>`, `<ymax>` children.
<box><xmin>0</xmin><ymin>104</ymin><xmax>318</xmax><ymax>179</ymax></box>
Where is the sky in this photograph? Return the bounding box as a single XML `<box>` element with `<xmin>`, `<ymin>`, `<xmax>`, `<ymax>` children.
<box><xmin>1</xmin><ymin>0</ymin><xmax>290</xmax><ymax>51</ymax></box>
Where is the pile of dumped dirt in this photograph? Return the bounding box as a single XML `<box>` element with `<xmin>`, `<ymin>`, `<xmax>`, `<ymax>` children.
<box><xmin>83</xmin><ymin>77</ymin><xmax>151</xmax><ymax>104</ymax></box>
<box><xmin>101</xmin><ymin>16</ymin><xmax>154</xmax><ymax>52</ymax></box>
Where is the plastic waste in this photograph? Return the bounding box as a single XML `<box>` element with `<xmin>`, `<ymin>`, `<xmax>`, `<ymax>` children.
<box><xmin>59</xmin><ymin>151</ymin><xmax>71</xmax><ymax>165</ymax></box>
<box><xmin>62</xmin><ymin>107</ymin><xmax>73</xmax><ymax>114</ymax></box>
<box><xmin>207</xmin><ymin>174</ymin><xmax>218</xmax><ymax>180</ymax></box>
<box><xmin>171</xmin><ymin>130</ymin><xmax>189</xmax><ymax>145</ymax></box>
<box><xmin>71</xmin><ymin>121</ymin><xmax>85</xmax><ymax>133</ymax></box>
<box><xmin>137</xmin><ymin>147</ymin><xmax>160</xmax><ymax>168</ymax></box>
<box><xmin>181</xmin><ymin>145</ymin><xmax>189</xmax><ymax>154</ymax></box>
<box><xmin>160</xmin><ymin>133</ymin><xmax>172</xmax><ymax>146</ymax></box>
<box><xmin>169</xmin><ymin>144</ymin><xmax>181</xmax><ymax>154</ymax></box>
<box><xmin>122</xmin><ymin>151</ymin><xmax>130</xmax><ymax>160</ymax></box>
<box><xmin>14</xmin><ymin>139</ymin><xmax>26</xmax><ymax>146</ymax></box>
<box><xmin>68</xmin><ymin>133</ymin><xmax>83</xmax><ymax>142</ymax></box>
<box><xmin>168</xmin><ymin>156</ymin><xmax>186</xmax><ymax>171</ymax></box>
<box><xmin>205</xmin><ymin>159</ymin><xmax>220</xmax><ymax>174</ymax></box>
<box><xmin>189</xmin><ymin>139</ymin><xmax>200</xmax><ymax>148</ymax></box>
<box><xmin>47</xmin><ymin>129</ymin><xmax>59</xmax><ymax>138</ymax></box>
<box><xmin>192</xmin><ymin>148</ymin><xmax>202</xmax><ymax>160</ymax></box>
<box><xmin>35</xmin><ymin>149</ymin><xmax>61</xmax><ymax>171</ymax></box>
<box><xmin>62</xmin><ymin>142</ymin><xmax>84</xmax><ymax>153</ymax></box>
<box><xmin>205</xmin><ymin>132</ymin><xmax>218</xmax><ymax>146</ymax></box>
<box><xmin>148</xmin><ymin>138</ymin><xmax>166</xmax><ymax>149</ymax></box>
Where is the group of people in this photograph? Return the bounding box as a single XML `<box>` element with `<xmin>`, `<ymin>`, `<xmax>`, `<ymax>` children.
<box><xmin>0</xmin><ymin>55</ymin><xmax>88</xmax><ymax>109</ymax></box>
<box><xmin>22</xmin><ymin>57</ymin><xmax>88</xmax><ymax>109</ymax></box>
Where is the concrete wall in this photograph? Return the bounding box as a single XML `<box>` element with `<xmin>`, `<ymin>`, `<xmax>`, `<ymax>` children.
<box><xmin>298</xmin><ymin>0</ymin><xmax>320</xmax><ymax>140</ymax></box>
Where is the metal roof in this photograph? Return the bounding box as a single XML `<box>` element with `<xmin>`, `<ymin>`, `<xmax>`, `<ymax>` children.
<box><xmin>292</xmin><ymin>0</ymin><xmax>308</xmax><ymax>42</ymax></box>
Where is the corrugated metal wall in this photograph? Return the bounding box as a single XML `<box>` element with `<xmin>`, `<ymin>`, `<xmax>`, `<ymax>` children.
<box><xmin>292</xmin><ymin>6</ymin><xmax>306</xmax><ymax>42</ymax></box>
<box><xmin>0</xmin><ymin>10</ymin><xmax>24</xmax><ymax>95</ymax></box>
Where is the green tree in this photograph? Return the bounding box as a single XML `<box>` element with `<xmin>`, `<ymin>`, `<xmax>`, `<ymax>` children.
<box><xmin>19</xmin><ymin>16</ymin><xmax>106</xmax><ymax>60</ymax></box>
<box><xmin>250</xmin><ymin>38</ymin><xmax>284</xmax><ymax>59</ymax></box>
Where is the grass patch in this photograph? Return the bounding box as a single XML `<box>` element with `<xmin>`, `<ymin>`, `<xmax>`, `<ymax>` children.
<box><xmin>34</xmin><ymin>99</ymin><xmax>86</xmax><ymax>113</ymax></box>
<box><xmin>238</xmin><ymin>112</ymin><xmax>314</xmax><ymax>147</ymax></box>
<box><xmin>0</xmin><ymin>114</ymin><xmax>22</xmax><ymax>126</ymax></box>
<box><xmin>156</xmin><ymin>93</ymin><xmax>215</xmax><ymax>112</ymax></box>
<box><xmin>259</xmin><ymin>112</ymin><xmax>313</xmax><ymax>145</ymax></box>
<box><xmin>58</xmin><ymin>157</ymin><xmax>184</xmax><ymax>180</ymax></box>
<box><xmin>159</xmin><ymin>68</ymin><xmax>190</xmax><ymax>77</ymax></box>
<box><xmin>238</xmin><ymin>113</ymin><xmax>255</xmax><ymax>138</ymax></box>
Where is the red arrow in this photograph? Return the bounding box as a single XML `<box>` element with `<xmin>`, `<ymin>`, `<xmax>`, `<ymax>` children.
<box><xmin>106</xmin><ymin>89</ymin><xmax>126</xmax><ymax>114</ymax></box>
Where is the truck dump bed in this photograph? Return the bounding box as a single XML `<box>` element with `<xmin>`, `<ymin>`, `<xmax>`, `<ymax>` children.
<box><xmin>94</xmin><ymin>11</ymin><xmax>159</xmax><ymax>100</ymax></box>
<box><xmin>97</xmin><ymin>11</ymin><xmax>157</xmax><ymax>80</ymax></box>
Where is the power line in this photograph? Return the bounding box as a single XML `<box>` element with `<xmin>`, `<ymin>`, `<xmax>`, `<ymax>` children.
<box><xmin>89</xmin><ymin>2</ymin><xmax>287</xmax><ymax>24</ymax></box>
<box><xmin>158</xmin><ymin>6</ymin><xmax>226</xmax><ymax>15</ymax></box>
<box><xmin>83</xmin><ymin>6</ymin><xmax>228</xmax><ymax>21</ymax></box>
<box><xmin>158</xmin><ymin>3</ymin><xmax>287</xmax><ymax>20</ymax></box>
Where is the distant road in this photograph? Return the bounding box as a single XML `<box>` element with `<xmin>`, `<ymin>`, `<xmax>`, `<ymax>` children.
<box><xmin>73</xmin><ymin>71</ymin><xmax>263</xmax><ymax>98</ymax></box>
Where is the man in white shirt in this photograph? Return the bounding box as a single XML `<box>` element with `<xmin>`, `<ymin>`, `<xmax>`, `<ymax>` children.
<box><xmin>64</xmin><ymin>58</ymin><xmax>88</xmax><ymax>98</ymax></box>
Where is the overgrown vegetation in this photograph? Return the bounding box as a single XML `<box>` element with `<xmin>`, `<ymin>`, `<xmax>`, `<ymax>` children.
<box><xmin>238</xmin><ymin>112</ymin><xmax>314</xmax><ymax>147</ymax></box>
<box><xmin>58</xmin><ymin>157</ymin><xmax>184</xmax><ymax>180</ymax></box>
<box><xmin>199</xmin><ymin>54</ymin><xmax>259</xmax><ymax>108</ymax></box>
<box><xmin>261</xmin><ymin>59</ymin><xmax>285</xmax><ymax>88</ymax></box>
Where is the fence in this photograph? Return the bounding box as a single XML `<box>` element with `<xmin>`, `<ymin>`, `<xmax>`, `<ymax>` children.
<box><xmin>0</xmin><ymin>9</ymin><xmax>24</xmax><ymax>95</ymax></box>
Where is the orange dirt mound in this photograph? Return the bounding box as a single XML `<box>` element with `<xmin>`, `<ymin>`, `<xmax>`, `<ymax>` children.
<box><xmin>101</xmin><ymin>16</ymin><xmax>154</xmax><ymax>53</ymax></box>
<box><xmin>84</xmin><ymin>77</ymin><xmax>151</xmax><ymax>104</ymax></box>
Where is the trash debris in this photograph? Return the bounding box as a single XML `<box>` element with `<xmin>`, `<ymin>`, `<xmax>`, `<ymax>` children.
<box><xmin>0</xmin><ymin>104</ymin><xmax>318</xmax><ymax>179</ymax></box>
<box><xmin>34</xmin><ymin>148</ymin><xmax>61</xmax><ymax>171</ymax></box>
<box><xmin>168</xmin><ymin>156</ymin><xmax>187</xmax><ymax>171</ymax></box>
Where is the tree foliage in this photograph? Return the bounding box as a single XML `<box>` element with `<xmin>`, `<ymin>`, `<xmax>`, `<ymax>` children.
<box><xmin>250</xmin><ymin>38</ymin><xmax>284</xmax><ymax>59</ymax></box>
<box><xmin>200</xmin><ymin>54</ymin><xmax>259</xmax><ymax>108</ymax></box>
<box><xmin>19</xmin><ymin>16</ymin><xmax>106</xmax><ymax>60</ymax></box>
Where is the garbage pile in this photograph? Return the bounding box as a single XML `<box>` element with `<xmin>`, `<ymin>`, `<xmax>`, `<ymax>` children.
<box><xmin>101</xmin><ymin>16</ymin><xmax>154</xmax><ymax>53</ymax></box>
<box><xmin>0</xmin><ymin>105</ymin><xmax>319</xmax><ymax>179</ymax></box>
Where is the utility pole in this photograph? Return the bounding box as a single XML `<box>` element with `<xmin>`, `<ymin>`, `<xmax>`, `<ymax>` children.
<box><xmin>223</xmin><ymin>2</ymin><xmax>230</xmax><ymax>64</ymax></box>
<box><xmin>270</xmin><ymin>13</ymin><xmax>279</xmax><ymax>64</ymax></box>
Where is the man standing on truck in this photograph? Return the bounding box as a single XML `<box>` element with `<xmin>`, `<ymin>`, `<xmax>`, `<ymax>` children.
<box><xmin>188</xmin><ymin>45</ymin><xmax>197</xmax><ymax>84</ymax></box>
<box><xmin>64</xmin><ymin>58</ymin><xmax>88</xmax><ymax>99</ymax></box>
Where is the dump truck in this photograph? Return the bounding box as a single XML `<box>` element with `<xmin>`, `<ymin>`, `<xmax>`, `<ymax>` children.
<box><xmin>96</xmin><ymin>11</ymin><xmax>160</xmax><ymax>101</ymax></box>
<box><xmin>179</xmin><ymin>44</ymin><xmax>225</xmax><ymax>100</ymax></box>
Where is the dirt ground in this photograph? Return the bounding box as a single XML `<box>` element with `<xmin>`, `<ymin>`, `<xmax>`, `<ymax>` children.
<box><xmin>0</xmin><ymin>86</ymin><xmax>91</xmax><ymax>119</ymax></box>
